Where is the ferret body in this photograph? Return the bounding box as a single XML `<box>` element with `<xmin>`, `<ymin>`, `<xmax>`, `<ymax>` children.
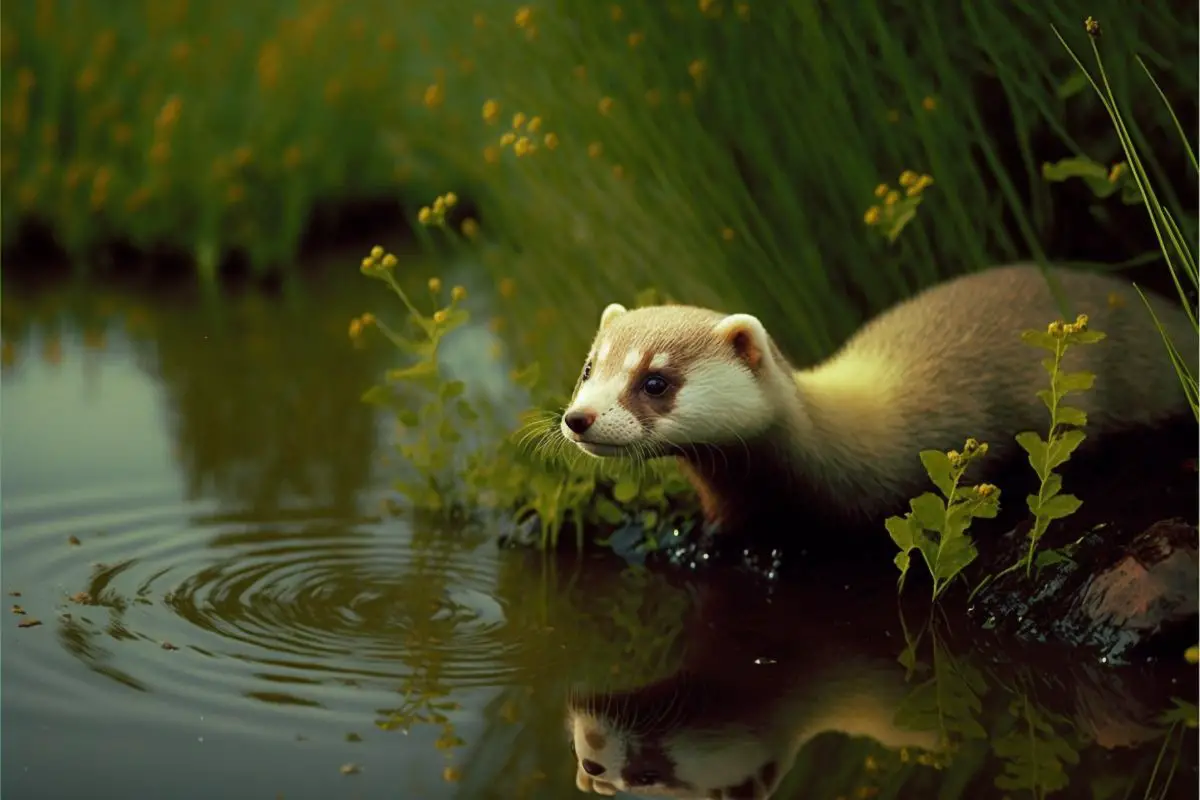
<box><xmin>560</xmin><ymin>263</ymin><xmax>1196</xmax><ymax>531</ymax></box>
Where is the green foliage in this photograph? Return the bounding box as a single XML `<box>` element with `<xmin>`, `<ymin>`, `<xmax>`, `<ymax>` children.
<box><xmin>1011</xmin><ymin>316</ymin><xmax>1105</xmax><ymax>577</ymax></box>
<box><xmin>356</xmin><ymin>232</ymin><xmax>697</xmax><ymax>550</ymax></box>
<box><xmin>887</xmin><ymin>439</ymin><xmax>1001</xmax><ymax>601</ymax></box>
<box><xmin>1051</xmin><ymin>20</ymin><xmax>1199</xmax><ymax>421</ymax></box>
<box><xmin>991</xmin><ymin>696</ymin><xmax>1081</xmax><ymax>797</ymax></box>
<box><xmin>1041</xmin><ymin>156</ymin><xmax>1143</xmax><ymax>205</ymax></box>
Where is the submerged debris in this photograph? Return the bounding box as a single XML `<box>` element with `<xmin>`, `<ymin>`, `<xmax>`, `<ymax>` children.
<box><xmin>17</xmin><ymin>618</ymin><xmax>42</xmax><ymax>628</ymax></box>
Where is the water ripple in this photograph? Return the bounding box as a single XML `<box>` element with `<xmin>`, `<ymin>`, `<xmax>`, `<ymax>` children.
<box><xmin>3</xmin><ymin>482</ymin><xmax>516</xmax><ymax>737</ymax></box>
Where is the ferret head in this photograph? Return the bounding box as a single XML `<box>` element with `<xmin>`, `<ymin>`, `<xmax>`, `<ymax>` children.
<box><xmin>560</xmin><ymin>303</ymin><xmax>789</xmax><ymax>459</ymax></box>
<box><xmin>568</xmin><ymin>705</ymin><xmax>782</xmax><ymax>799</ymax></box>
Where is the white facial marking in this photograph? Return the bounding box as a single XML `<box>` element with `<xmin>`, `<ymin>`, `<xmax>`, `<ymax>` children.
<box><xmin>622</xmin><ymin>349</ymin><xmax>643</xmax><ymax>371</ymax></box>
<box><xmin>655</xmin><ymin>360</ymin><xmax>774</xmax><ymax>445</ymax></box>
<box><xmin>596</xmin><ymin>340</ymin><xmax>612</xmax><ymax>363</ymax></box>
<box><xmin>563</xmin><ymin>368</ymin><xmax>643</xmax><ymax>452</ymax></box>
<box><xmin>649</xmin><ymin>352</ymin><xmax>670</xmax><ymax>370</ymax></box>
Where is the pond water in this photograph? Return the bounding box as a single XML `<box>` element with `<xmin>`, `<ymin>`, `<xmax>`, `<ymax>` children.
<box><xmin>2</xmin><ymin>256</ymin><xmax>1196</xmax><ymax>800</ymax></box>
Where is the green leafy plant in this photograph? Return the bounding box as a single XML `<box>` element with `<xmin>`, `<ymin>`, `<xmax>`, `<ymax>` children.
<box><xmin>886</xmin><ymin>438</ymin><xmax>1001</xmax><ymax>601</ymax></box>
<box><xmin>991</xmin><ymin>695</ymin><xmax>1081</xmax><ymax>798</ymax></box>
<box><xmin>1010</xmin><ymin>314</ymin><xmax>1104</xmax><ymax>576</ymax></box>
<box><xmin>355</xmin><ymin>207</ymin><xmax>698</xmax><ymax>550</ymax></box>
<box><xmin>1052</xmin><ymin>17</ymin><xmax>1198</xmax><ymax>420</ymax></box>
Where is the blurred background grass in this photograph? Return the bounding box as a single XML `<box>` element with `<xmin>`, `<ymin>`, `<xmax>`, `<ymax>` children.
<box><xmin>2</xmin><ymin>0</ymin><xmax>1196</xmax><ymax>367</ymax></box>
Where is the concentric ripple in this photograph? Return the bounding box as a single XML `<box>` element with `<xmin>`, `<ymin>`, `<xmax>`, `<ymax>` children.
<box><xmin>2</xmin><ymin>479</ymin><xmax>520</xmax><ymax>739</ymax></box>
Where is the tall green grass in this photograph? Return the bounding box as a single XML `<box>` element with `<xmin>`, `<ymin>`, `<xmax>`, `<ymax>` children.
<box><xmin>418</xmin><ymin>0</ymin><xmax>1197</xmax><ymax>372</ymax></box>
<box><xmin>1051</xmin><ymin>18</ymin><xmax>1198</xmax><ymax>419</ymax></box>
<box><xmin>3</xmin><ymin>2</ymin><xmax>1195</xmax><ymax>379</ymax></box>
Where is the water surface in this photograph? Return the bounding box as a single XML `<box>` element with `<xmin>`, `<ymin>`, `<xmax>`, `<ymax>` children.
<box><xmin>2</xmin><ymin>261</ymin><xmax>1196</xmax><ymax>800</ymax></box>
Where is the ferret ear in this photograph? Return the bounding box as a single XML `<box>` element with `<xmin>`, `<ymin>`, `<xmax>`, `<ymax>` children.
<box><xmin>599</xmin><ymin>303</ymin><xmax>627</xmax><ymax>330</ymax></box>
<box><xmin>712</xmin><ymin>313</ymin><xmax>769</xmax><ymax>371</ymax></box>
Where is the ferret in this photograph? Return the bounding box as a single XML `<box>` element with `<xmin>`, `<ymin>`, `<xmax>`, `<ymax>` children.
<box><xmin>560</xmin><ymin>263</ymin><xmax>1196</xmax><ymax>532</ymax></box>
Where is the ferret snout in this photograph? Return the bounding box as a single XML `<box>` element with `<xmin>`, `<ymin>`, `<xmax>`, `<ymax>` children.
<box><xmin>563</xmin><ymin>409</ymin><xmax>597</xmax><ymax>435</ymax></box>
<box><xmin>581</xmin><ymin>759</ymin><xmax>606</xmax><ymax>776</ymax></box>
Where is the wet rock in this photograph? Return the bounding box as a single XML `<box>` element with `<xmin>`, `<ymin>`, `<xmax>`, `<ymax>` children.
<box><xmin>970</xmin><ymin>517</ymin><xmax>1198</xmax><ymax>663</ymax></box>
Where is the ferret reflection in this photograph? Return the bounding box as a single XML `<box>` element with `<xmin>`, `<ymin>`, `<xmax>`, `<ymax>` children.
<box><xmin>565</xmin><ymin>650</ymin><xmax>938</xmax><ymax>799</ymax></box>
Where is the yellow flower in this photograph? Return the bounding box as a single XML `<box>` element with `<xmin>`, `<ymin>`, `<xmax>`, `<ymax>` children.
<box><xmin>360</xmin><ymin>257</ymin><xmax>373</xmax><ymax>272</ymax></box>
<box><xmin>688</xmin><ymin>59</ymin><xmax>706</xmax><ymax>81</ymax></box>
<box><xmin>512</xmin><ymin>111</ymin><xmax>527</xmax><ymax>129</ymax></box>
<box><xmin>451</xmin><ymin>285</ymin><xmax>467</xmax><ymax>302</ymax></box>
<box><xmin>874</xmin><ymin>183</ymin><xmax>889</xmax><ymax>198</ymax></box>
<box><xmin>598</xmin><ymin>96</ymin><xmax>614</xmax><ymax>115</ymax></box>
<box><xmin>361</xmin><ymin>313</ymin><xmax>376</xmax><ymax>326</ymax></box>
<box><xmin>482</xmin><ymin>99</ymin><xmax>500</xmax><ymax>124</ymax></box>
<box><xmin>428</xmin><ymin>277</ymin><xmax>442</xmax><ymax>293</ymax></box>
<box><xmin>543</xmin><ymin>132</ymin><xmax>559</xmax><ymax>150</ymax></box>
<box><xmin>864</xmin><ymin>206</ymin><xmax>881</xmax><ymax>225</ymax></box>
<box><xmin>349</xmin><ymin>318</ymin><xmax>363</xmax><ymax>340</ymax></box>
<box><xmin>526</xmin><ymin>116</ymin><xmax>542</xmax><ymax>133</ymax></box>
<box><xmin>721</xmin><ymin>227</ymin><xmax>735</xmax><ymax>241</ymax></box>
<box><xmin>418</xmin><ymin>207</ymin><xmax>432</xmax><ymax>225</ymax></box>
<box><xmin>1185</xmin><ymin>645</ymin><xmax>1199</xmax><ymax>664</ymax></box>
<box><xmin>423</xmin><ymin>84</ymin><xmax>444</xmax><ymax>108</ymax></box>
<box><xmin>1047</xmin><ymin>321</ymin><xmax>1065</xmax><ymax>337</ymax></box>
<box><xmin>500</xmin><ymin>132</ymin><xmax>516</xmax><ymax>146</ymax></box>
<box><xmin>884</xmin><ymin>190</ymin><xmax>900</xmax><ymax>206</ymax></box>
<box><xmin>628</xmin><ymin>31</ymin><xmax>644</xmax><ymax>47</ymax></box>
<box><xmin>483</xmin><ymin>145</ymin><xmax>499</xmax><ymax>164</ymax></box>
<box><xmin>1108</xmin><ymin>162</ymin><xmax>1125</xmax><ymax>183</ymax></box>
<box><xmin>587</xmin><ymin>141</ymin><xmax>603</xmax><ymax>158</ymax></box>
<box><xmin>444</xmin><ymin>192</ymin><xmax>458</xmax><ymax>207</ymax></box>
<box><xmin>434</xmin><ymin>309</ymin><xmax>449</xmax><ymax>324</ymax></box>
<box><xmin>922</xmin><ymin>95</ymin><xmax>937</xmax><ymax>111</ymax></box>
<box><xmin>381</xmin><ymin>254</ymin><xmax>398</xmax><ymax>270</ymax></box>
<box><xmin>514</xmin><ymin>6</ymin><xmax>532</xmax><ymax>27</ymax></box>
<box><xmin>433</xmin><ymin>196</ymin><xmax>446</xmax><ymax>214</ymax></box>
<box><xmin>1084</xmin><ymin>16</ymin><xmax>1101</xmax><ymax>37</ymax></box>
<box><xmin>610</xmin><ymin>4</ymin><xmax>624</xmax><ymax>21</ymax></box>
<box><xmin>898</xmin><ymin>170</ymin><xmax>918</xmax><ymax>187</ymax></box>
<box><xmin>443</xmin><ymin>767</ymin><xmax>461</xmax><ymax>783</ymax></box>
<box><xmin>370</xmin><ymin>245</ymin><xmax>384</xmax><ymax>260</ymax></box>
<box><xmin>461</xmin><ymin>218</ymin><xmax>480</xmax><ymax>239</ymax></box>
<box><xmin>514</xmin><ymin>136</ymin><xmax>532</xmax><ymax>157</ymax></box>
<box><xmin>735</xmin><ymin>2</ymin><xmax>750</xmax><ymax>18</ymax></box>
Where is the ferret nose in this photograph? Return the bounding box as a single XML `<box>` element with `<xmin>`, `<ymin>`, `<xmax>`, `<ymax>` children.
<box><xmin>581</xmin><ymin>759</ymin><xmax>606</xmax><ymax>777</ymax></box>
<box><xmin>564</xmin><ymin>409</ymin><xmax>596</xmax><ymax>435</ymax></box>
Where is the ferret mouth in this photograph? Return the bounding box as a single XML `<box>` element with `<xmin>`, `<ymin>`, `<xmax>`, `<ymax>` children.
<box><xmin>574</xmin><ymin>441</ymin><xmax>628</xmax><ymax>457</ymax></box>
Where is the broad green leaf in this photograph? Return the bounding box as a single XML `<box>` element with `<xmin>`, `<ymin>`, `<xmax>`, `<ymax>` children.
<box><xmin>1015</xmin><ymin>431</ymin><xmax>1048</xmax><ymax>477</ymax></box>
<box><xmin>399</xmin><ymin>410</ymin><xmax>420</xmax><ymax>427</ymax></box>
<box><xmin>885</xmin><ymin>515</ymin><xmax>917</xmax><ymax>550</ymax></box>
<box><xmin>894</xmin><ymin>550</ymin><xmax>911</xmax><ymax>586</ymax></box>
<box><xmin>1041</xmin><ymin>156</ymin><xmax>1118</xmax><ymax>199</ymax></box>
<box><xmin>612</xmin><ymin>479</ymin><xmax>639</xmax><ymax>503</ymax></box>
<box><xmin>1037</xmin><ymin>493</ymin><xmax>1082</xmax><ymax>521</ymax></box>
<box><xmin>1036</xmin><ymin>388</ymin><xmax>1056</xmax><ymax>413</ymax></box>
<box><xmin>1055</xmin><ymin>405</ymin><xmax>1088</xmax><ymax>427</ymax></box>
<box><xmin>883</xmin><ymin>200</ymin><xmax>919</xmax><ymax>244</ymax></box>
<box><xmin>641</xmin><ymin>510</ymin><xmax>659</xmax><ymax>529</ymax></box>
<box><xmin>910</xmin><ymin>493</ymin><xmax>946</xmax><ymax>532</ymax></box>
<box><xmin>1041</xmin><ymin>472</ymin><xmax>1063</xmax><ymax>500</ymax></box>
<box><xmin>919</xmin><ymin>450</ymin><xmax>955</xmax><ymax>497</ymax></box>
<box><xmin>933</xmin><ymin>534</ymin><xmax>978</xmax><ymax>582</ymax></box>
<box><xmin>641</xmin><ymin>484</ymin><xmax>665</xmax><ymax>504</ymax></box>
<box><xmin>1020</xmin><ymin>329</ymin><xmax>1061</xmax><ymax>352</ymax></box>
<box><xmin>1035</xmin><ymin>549</ymin><xmax>1076</xmax><ymax>570</ymax></box>
<box><xmin>441</xmin><ymin>380</ymin><xmax>466</xmax><ymax>399</ymax></box>
<box><xmin>1046</xmin><ymin>429</ymin><xmax>1086</xmax><ymax>470</ymax></box>
<box><xmin>1057</xmin><ymin>370</ymin><xmax>1096</xmax><ymax>393</ymax></box>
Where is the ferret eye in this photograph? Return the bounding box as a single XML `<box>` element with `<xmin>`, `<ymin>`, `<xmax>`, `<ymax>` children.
<box><xmin>641</xmin><ymin>374</ymin><xmax>669</xmax><ymax>397</ymax></box>
<box><xmin>629</xmin><ymin>770</ymin><xmax>661</xmax><ymax>786</ymax></box>
<box><xmin>581</xmin><ymin>360</ymin><xmax>592</xmax><ymax>381</ymax></box>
